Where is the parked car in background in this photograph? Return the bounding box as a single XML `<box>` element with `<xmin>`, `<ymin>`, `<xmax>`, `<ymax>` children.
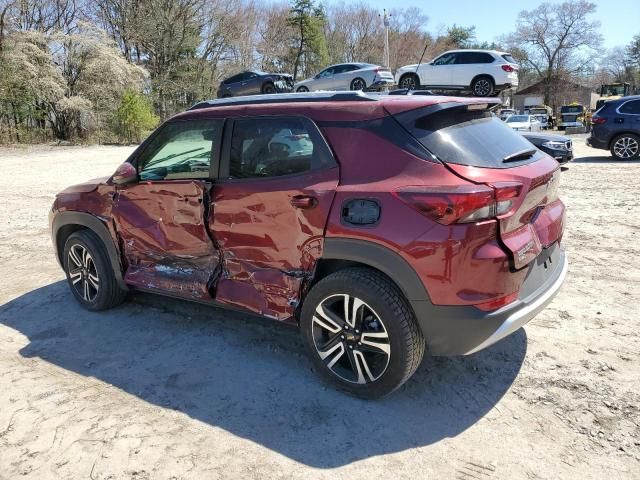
<box><xmin>395</xmin><ymin>50</ymin><xmax>519</xmax><ymax>97</ymax></box>
<box><xmin>505</xmin><ymin>114</ymin><xmax>542</xmax><ymax>132</ymax></box>
<box><xmin>217</xmin><ymin>71</ymin><xmax>293</xmax><ymax>97</ymax></box>
<box><xmin>520</xmin><ymin>132</ymin><xmax>573</xmax><ymax>163</ymax></box>
<box><xmin>50</xmin><ymin>91</ymin><xmax>566</xmax><ymax>398</ymax></box>
<box><xmin>295</xmin><ymin>63</ymin><xmax>394</xmax><ymax>92</ymax></box>
<box><xmin>588</xmin><ymin>95</ymin><xmax>640</xmax><ymax>160</ymax></box>
<box><xmin>499</xmin><ymin>108</ymin><xmax>516</xmax><ymax>120</ymax></box>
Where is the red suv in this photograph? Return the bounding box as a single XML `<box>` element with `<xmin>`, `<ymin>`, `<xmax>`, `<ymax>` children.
<box><xmin>50</xmin><ymin>92</ymin><xmax>567</xmax><ymax>398</ymax></box>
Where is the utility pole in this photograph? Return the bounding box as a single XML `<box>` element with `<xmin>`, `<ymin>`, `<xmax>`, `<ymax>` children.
<box><xmin>381</xmin><ymin>9</ymin><xmax>390</xmax><ymax>67</ymax></box>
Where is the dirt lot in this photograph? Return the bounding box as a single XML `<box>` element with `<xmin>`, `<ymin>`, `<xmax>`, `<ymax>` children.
<box><xmin>0</xmin><ymin>138</ymin><xmax>638</xmax><ymax>479</ymax></box>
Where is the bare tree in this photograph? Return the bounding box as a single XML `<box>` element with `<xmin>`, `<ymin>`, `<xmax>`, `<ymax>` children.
<box><xmin>503</xmin><ymin>0</ymin><xmax>602</xmax><ymax>104</ymax></box>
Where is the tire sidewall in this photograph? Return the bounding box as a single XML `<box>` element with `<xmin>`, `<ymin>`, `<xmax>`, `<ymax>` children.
<box><xmin>300</xmin><ymin>271</ymin><xmax>415</xmax><ymax>398</ymax></box>
<box><xmin>296</xmin><ymin>86</ymin><xmax>309</xmax><ymax>93</ymax></box>
<box><xmin>63</xmin><ymin>231</ymin><xmax>114</xmax><ymax>311</ymax></box>
<box><xmin>472</xmin><ymin>76</ymin><xmax>494</xmax><ymax>97</ymax></box>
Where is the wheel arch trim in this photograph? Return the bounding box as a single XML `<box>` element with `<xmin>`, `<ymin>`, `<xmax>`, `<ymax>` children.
<box><xmin>321</xmin><ymin>238</ymin><xmax>430</xmax><ymax>303</ymax></box>
<box><xmin>52</xmin><ymin>211</ymin><xmax>128</xmax><ymax>289</ymax></box>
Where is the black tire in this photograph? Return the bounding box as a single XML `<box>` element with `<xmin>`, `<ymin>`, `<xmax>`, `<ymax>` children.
<box><xmin>300</xmin><ymin>268</ymin><xmax>425</xmax><ymax>399</ymax></box>
<box><xmin>610</xmin><ymin>133</ymin><xmax>640</xmax><ymax>160</ymax></box>
<box><xmin>296</xmin><ymin>86</ymin><xmax>309</xmax><ymax>93</ymax></box>
<box><xmin>262</xmin><ymin>82</ymin><xmax>276</xmax><ymax>94</ymax></box>
<box><xmin>471</xmin><ymin>76</ymin><xmax>494</xmax><ymax>97</ymax></box>
<box><xmin>222</xmin><ymin>94</ymin><xmax>232</xmax><ymax>98</ymax></box>
<box><xmin>399</xmin><ymin>73</ymin><xmax>419</xmax><ymax>90</ymax></box>
<box><xmin>350</xmin><ymin>77</ymin><xmax>366</xmax><ymax>91</ymax></box>
<box><xmin>63</xmin><ymin>230</ymin><xmax>127</xmax><ymax>311</ymax></box>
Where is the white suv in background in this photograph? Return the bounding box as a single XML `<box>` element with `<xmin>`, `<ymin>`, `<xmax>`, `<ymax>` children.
<box><xmin>395</xmin><ymin>50</ymin><xmax>519</xmax><ymax>97</ymax></box>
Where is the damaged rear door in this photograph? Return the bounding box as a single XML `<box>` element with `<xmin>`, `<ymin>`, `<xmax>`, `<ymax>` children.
<box><xmin>113</xmin><ymin>119</ymin><xmax>224</xmax><ymax>300</ymax></box>
<box><xmin>211</xmin><ymin>116</ymin><xmax>339</xmax><ymax>320</ymax></box>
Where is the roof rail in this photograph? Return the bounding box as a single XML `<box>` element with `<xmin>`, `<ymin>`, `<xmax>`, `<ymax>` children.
<box><xmin>188</xmin><ymin>91</ymin><xmax>378</xmax><ymax>110</ymax></box>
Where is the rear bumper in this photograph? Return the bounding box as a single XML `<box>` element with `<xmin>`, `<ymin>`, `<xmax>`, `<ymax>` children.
<box><xmin>366</xmin><ymin>79</ymin><xmax>394</xmax><ymax>91</ymax></box>
<box><xmin>586</xmin><ymin>136</ymin><xmax>608</xmax><ymax>150</ymax></box>
<box><xmin>412</xmin><ymin>244</ymin><xmax>567</xmax><ymax>356</ymax></box>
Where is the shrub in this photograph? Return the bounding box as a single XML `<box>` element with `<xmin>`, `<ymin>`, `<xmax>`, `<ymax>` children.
<box><xmin>112</xmin><ymin>91</ymin><xmax>159</xmax><ymax>143</ymax></box>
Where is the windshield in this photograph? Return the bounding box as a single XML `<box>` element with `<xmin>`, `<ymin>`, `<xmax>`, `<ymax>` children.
<box><xmin>561</xmin><ymin>106</ymin><xmax>583</xmax><ymax>113</ymax></box>
<box><xmin>395</xmin><ymin>106</ymin><xmax>543</xmax><ymax>168</ymax></box>
<box><xmin>601</xmin><ymin>85</ymin><xmax>626</xmax><ymax>96</ymax></box>
<box><xmin>507</xmin><ymin>115</ymin><xmax>529</xmax><ymax>122</ymax></box>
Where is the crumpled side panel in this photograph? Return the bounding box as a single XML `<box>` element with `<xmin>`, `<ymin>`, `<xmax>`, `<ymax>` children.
<box><xmin>113</xmin><ymin>181</ymin><xmax>219</xmax><ymax>301</ymax></box>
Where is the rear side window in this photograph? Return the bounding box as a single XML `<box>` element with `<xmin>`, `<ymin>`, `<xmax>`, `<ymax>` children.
<box><xmin>456</xmin><ymin>52</ymin><xmax>494</xmax><ymax>64</ymax></box>
<box><xmin>228</xmin><ymin>117</ymin><xmax>334</xmax><ymax>179</ymax></box>
<box><xmin>619</xmin><ymin>100</ymin><xmax>640</xmax><ymax>114</ymax></box>
<box><xmin>502</xmin><ymin>54</ymin><xmax>516</xmax><ymax>63</ymax></box>
<box><xmin>395</xmin><ymin>106</ymin><xmax>544</xmax><ymax>168</ymax></box>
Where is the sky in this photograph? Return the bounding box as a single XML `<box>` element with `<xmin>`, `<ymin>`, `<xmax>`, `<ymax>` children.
<box><xmin>364</xmin><ymin>0</ymin><xmax>638</xmax><ymax>50</ymax></box>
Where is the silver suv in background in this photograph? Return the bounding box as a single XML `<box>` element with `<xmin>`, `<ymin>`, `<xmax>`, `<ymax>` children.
<box><xmin>295</xmin><ymin>63</ymin><xmax>394</xmax><ymax>92</ymax></box>
<box><xmin>395</xmin><ymin>50</ymin><xmax>519</xmax><ymax>97</ymax></box>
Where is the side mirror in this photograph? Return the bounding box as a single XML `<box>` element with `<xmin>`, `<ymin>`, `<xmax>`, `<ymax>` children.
<box><xmin>111</xmin><ymin>162</ymin><xmax>137</xmax><ymax>185</ymax></box>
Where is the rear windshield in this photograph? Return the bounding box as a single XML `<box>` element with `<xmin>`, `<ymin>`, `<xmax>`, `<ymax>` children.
<box><xmin>561</xmin><ymin>106</ymin><xmax>583</xmax><ymax>113</ymax></box>
<box><xmin>396</xmin><ymin>106</ymin><xmax>543</xmax><ymax>168</ymax></box>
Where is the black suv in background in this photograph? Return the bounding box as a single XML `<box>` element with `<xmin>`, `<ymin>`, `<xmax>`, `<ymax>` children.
<box><xmin>588</xmin><ymin>96</ymin><xmax>640</xmax><ymax>160</ymax></box>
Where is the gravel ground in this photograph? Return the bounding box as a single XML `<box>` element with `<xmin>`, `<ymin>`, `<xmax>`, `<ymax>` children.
<box><xmin>0</xmin><ymin>139</ymin><xmax>638</xmax><ymax>479</ymax></box>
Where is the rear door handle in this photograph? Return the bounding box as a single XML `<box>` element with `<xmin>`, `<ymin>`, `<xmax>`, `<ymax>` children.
<box><xmin>290</xmin><ymin>195</ymin><xmax>317</xmax><ymax>209</ymax></box>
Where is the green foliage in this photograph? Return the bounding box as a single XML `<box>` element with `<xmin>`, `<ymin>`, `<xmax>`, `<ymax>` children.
<box><xmin>445</xmin><ymin>25</ymin><xmax>476</xmax><ymax>48</ymax></box>
<box><xmin>112</xmin><ymin>91</ymin><xmax>159</xmax><ymax>143</ymax></box>
<box><xmin>627</xmin><ymin>34</ymin><xmax>640</xmax><ymax>68</ymax></box>
<box><xmin>288</xmin><ymin>0</ymin><xmax>329</xmax><ymax>80</ymax></box>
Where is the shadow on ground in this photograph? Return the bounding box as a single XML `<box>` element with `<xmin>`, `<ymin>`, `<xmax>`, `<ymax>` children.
<box><xmin>0</xmin><ymin>281</ymin><xmax>527</xmax><ymax>468</ymax></box>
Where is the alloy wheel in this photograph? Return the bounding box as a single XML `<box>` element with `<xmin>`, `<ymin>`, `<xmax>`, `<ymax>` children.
<box><xmin>473</xmin><ymin>79</ymin><xmax>492</xmax><ymax>96</ymax></box>
<box><xmin>400</xmin><ymin>75</ymin><xmax>417</xmax><ymax>90</ymax></box>
<box><xmin>613</xmin><ymin>136</ymin><xmax>639</xmax><ymax>159</ymax></box>
<box><xmin>312</xmin><ymin>294</ymin><xmax>390</xmax><ymax>384</ymax></box>
<box><xmin>68</xmin><ymin>243</ymin><xmax>100</xmax><ymax>302</ymax></box>
<box><xmin>351</xmin><ymin>79</ymin><xmax>366</xmax><ymax>91</ymax></box>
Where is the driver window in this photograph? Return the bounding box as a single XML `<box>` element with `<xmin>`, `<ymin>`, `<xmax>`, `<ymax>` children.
<box><xmin>138</xmin><ymin>120</ymin><xmax>222</xmax><ymax>181</ymax></box>
<box><xmin>433</xmin><ymin>53</ymin><xmax>455</xmax><ymax>66</ymax></box>
<box><xmin>318</xmin><ymin>67</ymin><xmax>334</xmax><ymax>78</ymax></box>
<box><xmin>229</xmin><ymin>117</ymin><xmax>326</xmax><ymax>179</ymax></box>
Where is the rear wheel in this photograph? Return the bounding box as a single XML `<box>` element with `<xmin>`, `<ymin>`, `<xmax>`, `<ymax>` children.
<box><xmin>296</xmin><ymin>86</ymin><xmax>309</xmax><ymax>93</ymax></box>
<box><xmin>63</xmin><ymin>230</ymin><xmax>126</xmax><ymax>311</ymax></box>
<box><xmin>350</xmin><ymin>77</ymin><xmax>366</xmax><ymax>91</ymax></box>
<box><xmin>610</xmin><ymin>134</ymin><xmax>640</xmax><ymax>160</ymax></box>
<box><xmin>471</xmin><ymin>76</ymin><xmax>494</xmax><ymax>97</ymax></box>
<box><xmin>300</xmin><ymin>268</ymin><xmax>425</xmax><ymax>399</ymax></box>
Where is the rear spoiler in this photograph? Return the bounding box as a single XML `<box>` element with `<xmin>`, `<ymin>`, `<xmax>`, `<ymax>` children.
<box><xmin>384</xmin><ymin>98</ymin><xmax>502</xmax><ymax>125</ymax></box>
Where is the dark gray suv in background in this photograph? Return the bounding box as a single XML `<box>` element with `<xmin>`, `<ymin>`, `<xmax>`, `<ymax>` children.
<box><xmin>217</xmin><ymin>71</ymin><xmax>294</xmax><ymax>98</ymax></box>
<box><xmin>588</xmin><ymin>96</ymin><xmax>640</xmax><ymax>160</ymax></box>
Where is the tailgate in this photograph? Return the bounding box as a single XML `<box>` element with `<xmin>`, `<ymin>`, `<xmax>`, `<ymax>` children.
<box><xmin>390</xmin><ymin>100</ymin><xmax>565</xmax><ymax>269</ymax></box>
<box><xmin>447</xmin><ymin>158</ymin><xmax>565</xmax><ymax>268</ymax></box>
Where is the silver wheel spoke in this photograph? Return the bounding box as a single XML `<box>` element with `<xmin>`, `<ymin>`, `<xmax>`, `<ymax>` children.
<box><xmin>318</xmin><ymin>341</ymin><xmax>345</xmax><ymax>370</ymax></box>
<box><xmin>314</xmin><ymin>305</ymin><xmax>342</xmax><ymax>333</ymax></box>
<box><xmin>360</xmin><ymin>331</ymin><xmax>391</xmax><ymax>355</ymax></box>
<box><xmin>87</xmin><ymin>273</ymin><xmax>99</xmax><ymax>290</ymax></box>
<box><xmin>68</xmin><ymin>247</ymin><xmax>82</xmax><ymax>267</ymax></box>
<box><xmin>354</xmin><ymin>350</ymin><xmax>376</xmax><ymax>383</ymax></box>
<box><xmin>82</xmin><ymin>279</ymin><xmax>89</xmax><ymax>300</ymax></box>
<box><xmin>69</xmin><ymin>269</ymin><xmax>82</xmax><ymax>285</ymax></box>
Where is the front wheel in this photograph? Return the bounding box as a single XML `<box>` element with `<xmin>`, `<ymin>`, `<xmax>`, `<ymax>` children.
<box><xmin>471</xmin><ymin>76</ymin><xmax>494</xmax><ymax>97</ymax></box>
<box><xmin>262</xmin><ymin>82</ymin><xmax>276</xmax><ymax>94</ymax></box>
<box><xmin>610</xmin><ymin>134</ymin><xmax>640</xmax><ymax>160</ymax></box>
<box><xmin>399</xmin><ymin>73</ymin><xmax>419</xmax><ymax>90</ymax></box>
<box><xmin>296</xmin><ymin>86</ymin><xmax>309</xmax><ymax>93</ymax></box>
<box><xmin>63</xmin><ymin>230</ymin><xmax>127</xmax><ymax>311</ymax></box>
<box><xmin>300</xmin><ymin>268</ymin><xmax>425</xmax><ymax>399</ymax></box>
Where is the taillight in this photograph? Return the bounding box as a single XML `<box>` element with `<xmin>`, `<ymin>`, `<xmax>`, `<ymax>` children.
<box><xmin>393</xmin><ymin>182</ymin><xmax>522</xmax><ymax>225</ymax></box>
<box><xmin>501</xmin><ymin>65</ymin><xmax>515</xmax><ymax>72</ymax></box>
<box><xmin>591</xmin><ymin>116</ymin><xmax>607</xmax><ymax>125</ymax></box>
